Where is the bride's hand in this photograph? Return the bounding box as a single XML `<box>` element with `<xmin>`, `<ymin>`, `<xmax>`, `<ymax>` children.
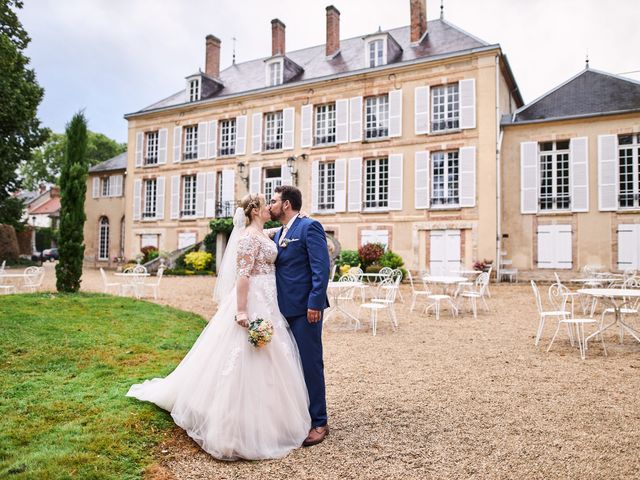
<box><xmin>235</xmin><ymin>312</ymin><xmax>249</xmax><ymax>328</ymax></box>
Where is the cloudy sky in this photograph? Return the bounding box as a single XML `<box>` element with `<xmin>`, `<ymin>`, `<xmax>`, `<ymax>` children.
<box><xmin>19</xmin><ymin>0</ymin><xmax>640</xmax><ymax>143</ymax></box>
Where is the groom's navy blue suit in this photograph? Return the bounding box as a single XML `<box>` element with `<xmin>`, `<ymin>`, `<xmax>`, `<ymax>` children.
<box><xmin>274</xmin><ymin>216</ymin><xmax>330</xmax><ymax>428</ymax></box>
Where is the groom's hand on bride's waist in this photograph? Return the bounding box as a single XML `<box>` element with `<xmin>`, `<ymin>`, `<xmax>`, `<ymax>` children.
<box><xmin>307</xmin><ymin>308</ymin><xmax>321</xmax><ymax>323</ymax></box>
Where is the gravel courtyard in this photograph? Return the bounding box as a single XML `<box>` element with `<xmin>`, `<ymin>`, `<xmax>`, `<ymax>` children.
<box><xmin>39</xmin><ymin>263</ymin><xmax>640</xmax><ymax>479</ymax></box>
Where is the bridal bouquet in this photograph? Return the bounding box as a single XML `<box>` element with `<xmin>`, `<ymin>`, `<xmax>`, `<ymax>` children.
<box><xmin>248</xmin><ymin>317</ymin><xmax>274</xmax><ymax>348</ymax></box>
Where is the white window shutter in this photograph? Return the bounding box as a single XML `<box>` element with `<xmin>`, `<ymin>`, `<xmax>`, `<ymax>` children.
<box><xmin>459</xmin><ymin>146</ymin><xmax>476</xmax><ymax>208</ymax></box>
<box><xmin>335</xmin><ymin>159</ymin><xmax>347</xmax><ymax>212</ymax></box>
<box><xmin>251</xmin><ymin>113</ymin><xmax>262</xmax><ymax>153</ymax></box>
<box><xmin>135</xmin><ymin>132</ymin><xmax>143</xmax><ymax>167</ymax></box>
<box><xmin>205</xmin><ymin>172</ymin><xmax>216</xmax><ymax>218</ymax></box>
<box><xmin>173</xmin><ymin>127</ymin><xmax>182</xmax><ymax>163</ymax></box>
<box><xmin>249</xmin><ymin>166</ymin><xmax>261</xmax><ymax>194</ymax></box>
<box><xmin>429</xmin><ymin>230</ymin><xmax>446</xmax><ymax>275</ymax></box>
<box><xmin>414</xmin><ymin>86</ymin><xmax>430</xmax><ymax>135</ymax></box>
<box><xmin>235</xmin><ymin>115</ymin><xmax>247</xmax><ymax>155</ymax></box>
<box><xmin>155</xmin><ymin>176</ymin><xmax>165</xmax><ymax>220</ymax></box>
<box><xmin>311</xmin><ymin>160</ymin><xmax>319</xmax><ymax>213</ymax></box>
<box><xmin>459</xmin><ymin>79</ymin><xmax>476</xmax><ymax>129</ymax></box>
<box><xmin>208</xmin><ymin>120</ymin><xmax>217</xmax><ymax>159</ymax></box>
<box><xmin>388</xmin><ymin>153</ymin><xmax>403</xmax><ymax>210</ymax></box>
<box><xmin>197</xmin><ymin>122</ymin><xmax>207</xmax><ymax>160</ymax></box>
<box><xmin>348</xmin><ymin>157</ymin><xmax>362</xmax><ymax>212</ymax></box>
<box><xmin>283</xmin><ymin>107</ymin><xmax>295</xmax><ymax>150</ymax></box>
<box><xmin>415</xmin><ymin>151</ymin><xmax>430</xmax><ymax>209</ymax></box>
<box><xmin>556</xmin><ymin>225</ymin><xmax>573</xmax><ymax>269</ymax></box>
<box><xmin>170</xmin><ymin>175</ymin><xmax>180</xmax><ymax>220</ymax></box>
<box><xmin>195</xmin><ymin>172</ymin><xmax>206</xmax><ymax>217</ymax></box>
<box><xmin>222</xmin><ymin>169</ymin><xmax>235</xmax><ymax>206</ymax></box>
<box><xmin>158</xmin><ymin>129</ymin><xmax>168</xmax><ymax>165</ymax></box>
<box><xmin>598</xmin><ymin>134</ymin><xmax>618</xmax><ymax>211</ymax></box>
<box><xmin>336</xmin><ymin>99</ymin><xmax>349</xmax><ymax>144</ymax></box>
<box><xmin>113</xmin><ymin>174</ymin><xmax>123</xmax><ymax>197</ymax></box>
<box><xmin>349</xmin><ymin>96</ymin><xmax>362</xmax><ymax>142</ymax></box>
<box><xmin>617</xmin><ymin>225</ymin><xmax>639</xmax><ymax>270</ymax></box>
<box><xmin>281</xmin><ymin>164</ymin><xmax>292</xmax><ymax>186</ymax></box>
<box><xmin>92</xmin><ymin>177</ymin><xmax>100</xmax><ymax>199</ymax></box>
<box><xmin>520</xmin><ymin>142</ymin><xmax>538</xmax><ymax>214</ymax></box>
<box><xmin>537</xmin><ymin>225</ymin><xmax>553</xmax><ymax>268</ymax></box>
<box><xmin>388</xmin><ymin>89</ymin><xmax>403</xmax><ymax>138</ymax></box>
<box><xmin>570</xmin><ymin>137</ymin><xmax>589</xmax><ymax>212</ymax></box>
<box><xmin>133</xmin><ymin>179</ymin><xmax>142</xmax><ymax>221</ymax></box>
<box><xmin>300</xmin><ymin>104</ymin><xmax>313</xmax><ymax>148</ymax></box>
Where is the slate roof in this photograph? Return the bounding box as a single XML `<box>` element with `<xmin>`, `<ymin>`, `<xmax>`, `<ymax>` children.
<box><xmin>506</xmin><ymin>68</ymin><xmax>640</xmax><ymax>124</ymax></box>
<box><xmin>89</xmin><ymin>152</ymin><xmax>127</xmax><ymax>173</ymax></box>
<box><xmin>128</xmin><ymin>19</ymin><xmax>501</xmax><ymax>117</ymax></box>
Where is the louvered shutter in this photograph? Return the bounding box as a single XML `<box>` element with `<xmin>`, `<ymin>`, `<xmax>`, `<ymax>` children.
<box><xmin>429</xmin><ymin>230</ymin><xmax>445</xmax><ymax>275</ymax></box>
<box><xmin>349</xmin><ymin>96</ymin><xmax>362</xmax><ymax>142</ymax></box>
<box><xmin>335</xmin><ymin>159</ymin><xmax>347</xmax><ymax>212</ymax></box>
<box><xmin>459</xmin><ymin>146</ymin><xmax>476</xmax><ymax>208</ymax></box>
<box><xmin>521</xmin><ymin>142</ymin><xmax>538</xmax><ymax>214</ymax></box>
<box><xmin>221</xmin><ymin>170</ymin><xmax>235</xmax><ymax>206</ymax></box>
<box><xmin>414</xmin><ymin>86</ymin><xmax>430</xmax><ymax>135</ymax></box>
<box><xmin>135</xmin><ymin>132</ymin><xmax>143</xmax><ymax>167</ymax></box>
<box><xmin>197</xmin><ymin>122</ymin><xmax>207</xmax><ymax>160</ymax></box>
<box><xmin>336</xmin><ymin>99</ymin><xmax>349</xmax><ymax>144</ymax></box>
<box><xmin>170</xmin><ymin>175</ymin><xmax>180</xmax><ymax>220</ymax></box>
<box><xmin>348</xmin><ymin>157</ymin><xmax>362</xmax><ymax>212</ymax></box>
<box><xmin>208</xmin><ymin>120</ymin><xmax>217</xmax><ymax>158</ymax></box>
<box><xmin>281</xmin><ymin>164</ymin><xmax>292</xmax><ymax>186</ymax></box>
<box><xmin>173</xmin><ymin>127</ymin><xmax>182</xmax><ymax>163</ymax></box>
<box><xmin>92</xmin><ymin>177</ymin><xmax>100</xmax><ymax>198</ymax></box>
<box><xmin>283</xmin><ymin>107</ymin><xmax>295</xmax><ymax>150</ymax></box>
<box><xmin>235</xmin><ymin>116</ymin><xmax>247</xmax><ymax>155</ymax></box>
<box><xmin>388</xmin><ymin>89</ymin><xmax>403</xmax><ymax>138</ymax></box>
<box><xmin>133</xmin><ymin>179</ymin><xmax>142</xmax><ymax>220</ymax></box>
<box><xmin>205</xmin><ymin>172</ymin><xmax>216</xmax><ymax>218</ymax></box>
<box><xmin>195</xmin><ymin>172</ymin><xmax>205</xmax><ymax>217</ymax></box>
<box><xmin>617</xmin><ymin>225</ymin><xmax>640</xmax><ymax>270</ymax></box>
<box><xmin>556</xmin><ymin>225</ymin><xmax>572</xmax><ymax>269</ymax></box>
<box><xmin>598</xmin><ymin>134</ymin><xmax>618</xmax><ymax>211</ymax></box>
<box><xmin>459</xmin><ymin>79</ymin><xmax>476</xmax><ymax>129</ymax></box>
<box><xmin>415</xmin><ymin>151</ymin><xmax>429</xmax><ymax>209</ymax></box>
<box><xmin>388</xmin><ymin>153</ymin><xmax>403</xmax><ymax>210</ymax></box>
<box><xmin>251</xmin><ymin>113</ymin><xmax>262</xmax><ymax>153</ymax></box>
<box><xmin>301</xmin><ymin>104</ymin><xmax>313</xmax><ymax>148</ymax></box>
<box><xmin>249</xmin><ymin>167</ymin><xmax>261</xmax><ymax>194</ymax></box>
<box><xmin>155</xmin><ymin>176</ymin><xmax>165</xmax><ymax>220</ymax></box>
<box><xmin>158</xmin><ymin>129</ymin><xmax>168</xmax><ymax>164</ymax></box>
<box><xmin>311</xmin><ymin>160</ymin><xmax>319</xmax><ymax>213</ymax></box>
<box><xmin>570</xmin><ymin>137</ymin><xmax>589</xmax><ymax>212</ymax></box>
<box><xmin>113</xmin><ymin>174</ymin><xmax>123</xmax><ymax>197</ymax></box>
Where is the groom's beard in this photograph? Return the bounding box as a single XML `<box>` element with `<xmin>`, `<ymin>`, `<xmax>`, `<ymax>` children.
<box><xmin>269</xmin><ymin>210</ymin><xmax>281</xmax><ymax>222</ymax></box>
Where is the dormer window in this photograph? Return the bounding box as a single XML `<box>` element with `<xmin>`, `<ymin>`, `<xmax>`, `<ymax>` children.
<box><xmin>189</xmin><ymin>78</ymin><xmax>200</xmax><ymax>102</ymax></box>
<box><xmin>266</xmin><ymin>59</ymin><xmax>283</xmax><ymax>87</ymax></box>
<box><xmin>368</xmin><ymin>39</ymin><xmax>385</xmax><ymax>67</ymax></box>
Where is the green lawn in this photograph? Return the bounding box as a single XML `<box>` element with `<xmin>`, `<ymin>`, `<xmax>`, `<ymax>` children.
<box><xmin>0</xmin><ymin>293</ymin><xmax>205</xmax><ymax>480</ymax></box>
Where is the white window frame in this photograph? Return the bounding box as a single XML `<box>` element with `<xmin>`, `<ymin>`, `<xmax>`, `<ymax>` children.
<box><xmin>181</xmin><ymin>174</ymin><xmax>197</xmax><ymax>218</ymax></box>
<box><xmin>144</xmin><ymin>131</ymin><xmax>159</xmax><ymax>165</ymax></box>
<box><xmin>266</xmin><ymin>58</ymin><xmax>283</xmax><ymax>87</ymax></box>
<box><xmin>315</xmin><ymin>103</ymin><xmax>336</xmax><ymax>145</ymax></box>
<box><xmin>318</xmin><ymin>162</ymin><xmax>336</xmax><ymax>211</ymax></box>
<box><xmin>539</xmin><ymin>140</ymin><xmax>571</xmax><ymax>211</ymax></box>
<box><xmin>364</xmin><ymin>35</ymin><xmax>387</xmax><ymax>68</ymax></box>
<box><xmin>98</xmin><ymin>217</ymin><xmax>109</xmax><ymax>261</ymax></box>
<box><xmin>183</xmin><ymin>125</ymin><xmax>198</xmax><ymax>161</ymax></box>
<box><xmin>101</xmin><ymin>176</ymin><xmax>111</xmax><ymax>197</ymax></box>
<box><xmin>264</xmin><ymin>111</ymin><xmax>283</xmax><ymax>151</ymax></box>
<box><xmin>142</xmin><ymin>178</ymin><xmax>158</xmax><ymax>219</ymax></box>
<box><xmin>219</xmin><ymin>119</ymin><xmax>236</xmax><ymax>156</ymax></box>
<box><xmin>363</xmin><ymin>157</ymin><xmax>389</xmax><ymax>211</ymax></box>
<box><xmin>364</xmin><ymin>95</ymin><xmax>389</xmax><ymax>140</ymax></box>
<box><xmin>189</xmin><ymin>78</ymin><xmax>200</xmax><ymax>102</ymax></box>
<box><xmin>618</xmin><ymin>134</ymin><xmax>640</xmax><ymax>209</ymax></box>
<box><xmin>431</xmin><ymin>151</ymin><xmax>459</xmax><ymax>208</ymax></box>
<box><xmin>431</xmin><ymin>83</ymin><xmax>460</xmax><ymax>132</ymax></box>
<box><xmin>263</xmin><ymin>168</ymin><xmax>282</xmax><ymax>203</ymax></box>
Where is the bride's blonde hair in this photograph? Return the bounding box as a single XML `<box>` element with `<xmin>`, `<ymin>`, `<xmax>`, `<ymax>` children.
<box><xmin>240</xmin><ymin>193</ymin><xmax>265</xmax><ymax>226</ymax></box>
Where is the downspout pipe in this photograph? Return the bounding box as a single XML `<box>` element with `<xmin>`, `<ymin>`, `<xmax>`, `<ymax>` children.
<box><xmin>495</xmin><ymin>54</ymin><xmax>503</xmax><ymax>283</ymax></box>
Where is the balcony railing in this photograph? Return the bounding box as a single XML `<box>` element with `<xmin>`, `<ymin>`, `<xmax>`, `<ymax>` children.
<box><xmin>263</xmin><ymin>140</ymin><xmax>283</xmax><ymax>151</ymax></box>
<box><xmin>363</xmin><ymin>200</ymin><xmax>389</xmax><ymax>209</ymax></box>
<box><xmin>314</xmin><ymin>135</ymin><xmax>336</xmax><ymax>146</ymax></box>
<box><xmin>618</xmin><ymin>193</ymin><xmax>640</xmax><ymax>208</ymax></box>
<box><xmin>142</xmin><ymin>211</ymin><xmax>156</xmax><ymax>219</ymax></box>
<box><xmin>538</xmin><ymin>196</ymin><xmax>571</xmax><ymax>210</ymax></box>
<box><xmin>219</xmin><ymin>146</ymin><xmax>236</xmax><ymax>156</ymax></box>
<box><xmin>364</xmin><ymin>127</ymin><xmax>388</xmax><ymax>140</ymax></box>
<box><xmin>144</xmin><ymin>156</ymin><xmax>158</xmax><ymax>165</ymax></box>
<box><xmin>430</xmin><ymin>197</ymin><xmax>460</xmax><ymax>206</ymax></box>
<box><xmin>183</xmin><ymin>151</ymin><xmax>198</xmax><ymax>161</ymax></box>
<box><xmin>215</xmin><ymin>201</ymin><xmax>238</xmax><ymax>218</ymax></box>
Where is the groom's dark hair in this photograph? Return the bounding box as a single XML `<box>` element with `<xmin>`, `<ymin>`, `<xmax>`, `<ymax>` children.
<box><xmin>275</xmin><ymin>185</ymin><xmax>302</xmax><ymax>211</ymax></box>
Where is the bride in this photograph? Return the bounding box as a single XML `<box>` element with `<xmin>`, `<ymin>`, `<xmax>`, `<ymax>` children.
<box><xmin>126</xmin><ymin>194</ymin><xmax>311</xmax><ymax>460</ymax></box>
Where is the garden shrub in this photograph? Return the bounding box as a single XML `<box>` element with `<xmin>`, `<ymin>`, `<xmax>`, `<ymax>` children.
<box><xmin>184</xmin><ymin>251</ymin><xmax>213</xmax><ymax>271</ymax></box>
<box><xmin>336</xmin><ymin>250</ymin><xmax>360</xmax><ymax>269</ymax></box>
<box><xmin>0</xmin><ymin>224</ymin><xmax>20</xmax><ymax>262</ymax></box>
<box><xmin>140</xmin><ymin>245</ymin><xmax>158</xmax><ymax>264</ymax></box>
<box><xmin>358</xmin><ymin>243</ymin><xmax>385</xmax><ymax>269</ymax></box>
<box><xmin>379</xmin><ymin>250</ymin><xmax>408</xmax><ymax>279</ymax></box>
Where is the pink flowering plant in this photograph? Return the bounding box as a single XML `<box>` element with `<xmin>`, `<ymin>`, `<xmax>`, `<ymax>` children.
<box><xmin>248</xmin><ymin>317</ymin><xmax>274</xmax><ymax>348</ymax></box>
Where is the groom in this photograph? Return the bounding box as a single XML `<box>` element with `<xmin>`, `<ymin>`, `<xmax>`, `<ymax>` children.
<box><xmin>269</xmin><ymin>185</ymin><xmax>330</xmax><ymax>447</ymax></box>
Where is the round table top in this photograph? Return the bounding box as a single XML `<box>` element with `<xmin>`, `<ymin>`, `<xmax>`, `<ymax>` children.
<box><xmin>0</xmin><ymin>272</ymin><xmax>29</xmax><ymax>278</ymax></box>
<box><xmin>570</xmin><ymin>278</ymin><xmax>605</xmax><ymax>283</ymax></box>
<box><xmin>578</xmin><ymin>288</ymin><xmax>640</xmax><ymax>298</ymax></box>
<box><xmin>423</xmin><ymin>275</ymin><xmax>467</xmax><ymax>284</ymax></box>
<box><xmin>115</xmin><ymin>272</ymin><xmax>150</xmax><ymax>277</ymax></box>
<box><xmin>328</xmin><ymin>281</ymin><xmax>363</xmax><ymax>288</ymax></box>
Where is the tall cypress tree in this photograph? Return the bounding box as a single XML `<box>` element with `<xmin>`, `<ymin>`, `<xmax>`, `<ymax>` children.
<box><xmin>56</xmin><ymin>112</ymin><xmax>88</xmax><ymax>292</ymax></box>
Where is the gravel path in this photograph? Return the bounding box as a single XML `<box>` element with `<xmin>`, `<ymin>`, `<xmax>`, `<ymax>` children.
<box><xmin>37</xmin><ymin>264</ymin><xmax>640</xmax><ymax>479</ymax></box>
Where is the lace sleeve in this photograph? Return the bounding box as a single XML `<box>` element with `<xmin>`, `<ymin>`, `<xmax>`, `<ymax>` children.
<box><xmin>236</xmin><ymin>235</ymin><xmax>259</xmax><ymax>277</ymax></box>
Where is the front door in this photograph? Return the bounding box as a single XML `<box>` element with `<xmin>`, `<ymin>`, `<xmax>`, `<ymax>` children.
<box><xmin>430</xmin><ymin>229</ymin><xmax>461</xmax><ymax>275</ymax></box>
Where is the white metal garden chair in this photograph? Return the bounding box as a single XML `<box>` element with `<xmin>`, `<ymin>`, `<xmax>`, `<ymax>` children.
<box><xmin>140</xmin><ymin>267</ymin><xmax>165</xmax><ymax>300</ymax></box>
<box><xmin>531</xmin><ymin>280</ymin><xmax>570</xmax><ymax>347</ymax></box>
<box><xmin>458</xmin><ymin>272</ymin><xmax>490</xmax><ymax>319</ymax></box>
<box><xmin>0</xmin><ymin>264</ymin><xmax>16</xmax><ymax>294</ymax></box>
<box><xmin>121</xmin><ymin>265</ymin><xmax>148</xmax><ymax>299</ymax></box>
<box><xmin>388</xmin><ymin>269</ymin><xmax>404</xmax><ymax>303</ymax></box>
<box><xmin>422</xmin><ymin>275</ymin><xmax>458</xmax><ymax>320</ymax></box>
<box><xmin>21</xmin><ymin>266</ymin><xmax>44</xmax><ymax>292</ymax></box>
<box><xmin>600</xmin><ymin>277</ymin><xmax>640</xmax><ymax>343</ymax></box>
<box><xmin>407</xmin><ymin>271</ymin><xmax>431</xmax><ymax>312</ymax></box>
<box><xmin>100</xmin><ymin>267</ymin><xmax>121</xmax><ymax>295</ymax></box>
<box><xmin>357</xmin><ymin>278</ymin><xmax>398</xmax><ymax>336</ymax></box>
<box><xmin>348</xmin><ymin>266</ymin><xmax>368</xmax><ymax>301</ymax></box>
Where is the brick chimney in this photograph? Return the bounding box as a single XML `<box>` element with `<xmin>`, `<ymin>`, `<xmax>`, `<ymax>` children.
<box><xmin>205</xmin><ymin>34</ymin><xmax>221</xmax><ymax>77</ymax></box>
<box><xmin>325</xmin><ymin>5</ymin><xmax>340</xmax><ymax>57</ymax></box>
<box><xmin>410</xmin><ymin>0</ymin><xmax>427</xmax><ymax>43</ymax></box>
<box><xmin>271</xmin><ymin>18</ymin><xmax>286</xmax><ymax>56</ymax></box>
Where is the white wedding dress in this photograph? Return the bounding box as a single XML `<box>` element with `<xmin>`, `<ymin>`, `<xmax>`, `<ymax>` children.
<box><xmin>126</xmin><ymin>226</ymin><xmax>311</xmax><ymax>460</ymax></box>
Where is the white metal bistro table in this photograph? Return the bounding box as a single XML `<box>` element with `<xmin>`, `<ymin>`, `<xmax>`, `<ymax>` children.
<box><xmin>570</xmin><ymin>278</ymin><xmax>606</xmax><ymax>286</ymax></box>
<box><xmin>115</xmin><ymin>272</ymin><xmax>151</xmax><ymax>299</ymax></box>
<box><xmin>358</xmin><ymin>272</ymin><xmax>389</xmax><ymax>283</ymax></box>
<box><xmin>325</xmin><ymin>281</ymin><xmax>363</xmax><ymax>324</ymax></box>
<box><xmin>578</xmin><ymin>288</ymin><xmax>640</xmax><ymax>344</ymax></box>
<box><xmin>423</xmin><ymin>275</ymin><xmax>467</xmax><ymax>295</ymax></box>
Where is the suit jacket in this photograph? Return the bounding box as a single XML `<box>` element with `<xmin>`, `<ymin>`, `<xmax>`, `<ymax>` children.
<box><xmin>274</xmin><ymin>216</ymin><xmax>330</xmax><ymax>318</ymax></box>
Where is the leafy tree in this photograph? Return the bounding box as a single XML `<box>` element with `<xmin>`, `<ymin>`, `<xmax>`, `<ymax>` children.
<box><xmin>56</xmin><ymin>112</ymin><xmax>88</xmax><ymax>293</ymax></box>
<box><xmin>0</xmin><ymin>196</ymin><xmax>26</xmax><ymax>231</ymax></box>
<box><xmin>0</xmin><ymin>0</ymin><xmax>47</xmax><ymax>200</ymax></box>
<box><xmin>20</xmin><ymin>129</ymin><xmax>126</xmax><ymax>189</ymax></box>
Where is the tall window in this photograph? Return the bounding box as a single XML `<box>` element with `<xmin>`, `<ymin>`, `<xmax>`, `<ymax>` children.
<box><xmin>365</xmin><ymin>95</ymin><xmax>389</xmax><ymax>139</ymax></box>
<box><xmin>219</xmin><ymin>119</ymin><xmax>236</xmax><ymax>156</ymax></box>
<box><xmin>215</xmin><ymin>171</ymin><xmax>226</xmax><ymax>217</ymax></box>
<box><xmin>101</xmin><ymin>176</ymin><xmax>111</xmax><ymax>197</ymax></box>
<box><xmin>619</xmin><ymin>134</ymin><xmax>640</xmax><ymax>208</ymax></box>
<box><xmin>183</xmin><ymin>125</ymin><xmax>198</xmax><ymax>160</ymax></box>
<box><xmin>189</xmin><ymin>79</ymin><xmax>200</xmax><ymax>102</ymax></box>
<box><xmin>145</xmin><ymin>131</ymin><xmax>159</xmax><ymax>165</ymax></box>
<box><xmin>318</xmin><ymin>162</ymin><xmax>336</xmax><ymax>210</ymax></box>
<box><xmin>268</xmin><ymin>61</ymin><xmax>282</xmax><ymax>87</ymax></box>
<box><xmin>182</xmin><ymin>175</ymin><xmax>197</xmax><ymax>217</ymax></box>
<box><xmin>264</xmin><ymin>111</ymin><xmax>283</xmax><ymax>150</ymax></box>
<box><xmin>315</xmin><ymin>104</ymin><xmax>336</xmax><ymax>145</ymax></box>
<box><xmin>98</xmin><ymin>217</ymin><xmax>109</xmax><ymax>261</ymax></box>
<box><xmin>432</xmin><ymin>84</ymin><xmax>460</xmax><ymax>132</ymax></box>
<box><xmin>143</xmin><ymin>179</ymin><xmax>157</xmax><ymax>218</ymax></box>
<box><xmin>263</xmin><ymin>168</ymin><xmax>282</xmax><ymax>203</ymax></box>
<box><xmin>431</xmin><ymin>151</ymin><xmax>459</xmax><ymax>206</ymax></box>
<box><xmin>364</xmin><ymin>158</ymin><xmax>388</xmax><ymax>209</ymax></box>
<box><xmin>539</xmin><ymin>141</ymin><xmax>570</xmax><ymax>210</ymax></box>
<box><xmin>368</xmin><ymin>39</ymin><xmax>384</xmax><ymax>67</ymax></box>
<box><xmin>119</xmin><ymin>217</ymin><xmax>125</xmax><ymax>258</ymax></box>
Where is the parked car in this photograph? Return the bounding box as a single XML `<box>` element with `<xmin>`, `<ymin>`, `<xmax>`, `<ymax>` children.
<box><xmin>42</xmin><ymin>248</ymin><xmax>59</xmax><ymax>261</ymax></box>
<box><xmin>31</xmin><ymin>251</ymin><xmax>42</xmax><ymax>262</ymax></box>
